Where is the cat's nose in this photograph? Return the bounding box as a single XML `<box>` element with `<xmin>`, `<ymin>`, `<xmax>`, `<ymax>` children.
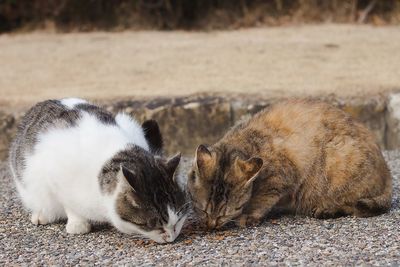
<box><xmin>162</xmin><ymin>229</ymin><xmax>175</xmax><ymax>243</ymax></box>
<box><xmin>162</xmin><ymin>232</ymin><xmax>170</xmax><ymax>242</ymax></box>
<box><xmin>215</xmin><ymin>222</ymin><xmax>224</xmax><ymax>229</ymax></box>
<box><xmin>206</xmin><ymin>219</ymin><xmax>217</xmax><ymax>229</ymax></box>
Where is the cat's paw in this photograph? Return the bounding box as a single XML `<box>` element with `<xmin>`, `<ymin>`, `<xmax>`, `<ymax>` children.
<box><xmin>236</xmin><ymin>214</ymin><xmax>262</xmax><ymax>227</ymax></box>
<box><xmin>31</xmin><ymin>212</ymin><xmax>49</xmax><ymax>225</ymax></box>
<box><xmin>66</xmin><ymin>220</ymin><xmax>91</xmax><ymax>234</ymax></box>
<box><xmin>236</xmin><ymin>215</ymin><xmax>248</xmax><ymax>227</ymax></box>
<box><xmin>312</xmin><ymin>207</ymin><xmax>346</xmax><ymax>219</ymax></box>
<box><xmin>313</xmin><ymin>209</ymin><xmax>332</xmax><ymax>219</ymax></box>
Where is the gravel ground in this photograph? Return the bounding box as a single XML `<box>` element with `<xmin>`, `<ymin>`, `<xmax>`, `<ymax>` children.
<box><xmin>1</xmin><ymin>154</ymin><xmax>399</xmax><ymax>266</ymax></box>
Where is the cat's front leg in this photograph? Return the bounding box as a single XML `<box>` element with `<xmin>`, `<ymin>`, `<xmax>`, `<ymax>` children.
<box><xmin>236</xmin><ymin>214</ymin><xmax>263</xmax><ymax>227</ymax></box>
<box><xmin>65</xmin><ymin>208</ymin><xmax>91</xmax><ymax>234</ymax></box>
<box><xmin>236</xmin><ymin>175</ymin><xmax>289</xmax><ymax>227</ymax></box>
<box><xmin>235</xmin><ymin>203</ymin><xmax>273</xmax><ymax>227</ymax></box>
<box><xmin>31</xmin><ymin>211</ymin><xmax>50</xmax><ymax>225</ymax></box>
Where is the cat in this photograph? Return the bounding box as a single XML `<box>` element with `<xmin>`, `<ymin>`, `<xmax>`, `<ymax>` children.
<box><xmin>187</xmin><ymin>99</ymin><xmax>392</xmax><ymax>229</ymax></box>
<box><xmin>9</xmin><ymin>98</ymin><xmax>189</xmax><ymax>243</ymax></box>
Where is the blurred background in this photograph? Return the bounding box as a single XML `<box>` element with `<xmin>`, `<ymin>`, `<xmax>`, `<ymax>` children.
<box><xmin>0</xmin><ymin>0</ymin><xmax>400</xmax><ymax>32</ymax></box>
<box><xmin>1</xmin><ymin>0</ymin><xmax>400</xmax><ymax>158</ymax></box>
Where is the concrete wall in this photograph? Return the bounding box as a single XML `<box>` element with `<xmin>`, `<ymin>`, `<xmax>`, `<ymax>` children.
<box><xmin>1</xmin><ymin>93</ymin><xmax>400</xmax><ymax>160</ymax></box>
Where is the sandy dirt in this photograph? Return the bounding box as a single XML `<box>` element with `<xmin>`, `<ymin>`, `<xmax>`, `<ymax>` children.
<box><xmin>1</xmin><ymin>24</ymin><xmax>400</xmax><ymax>108</ymax></box>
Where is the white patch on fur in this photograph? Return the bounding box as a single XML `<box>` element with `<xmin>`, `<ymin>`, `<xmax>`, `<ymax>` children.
<box><xmin>163</xmin><ymin>206</ymin><xmax>187</xmax><ymax>243</ymax></box>
<box><xmin>115</xmin><ymin>113</ymin><xmax>149</xmax><ymax>151</ymax></box>
<box><xmin>16</xmin><ymin>105</ymin><xmax>157</xmax><ymax>240</ymax></box>
<box><xmin>167</xmin><ymin>205</ymin><xmax>180</xmax><ymax>226</ymax></box>
<box><xmin>66</xmin><ymin>220</ymin><xmax>91</xmax><ymax>234</ymax></box>
<box><xmin>65</xmin><ymin>208</ymin><xmax>91</xmax><ymax>234</ymax></box>
<box><xmin>61</xmin><ymin>98</ymin><xmax>87</xmax><ymax>109</ymax></box>
<box><xmin>31</xmin><ymin>211</ymin><xmax>49</xmax><ymax>225</ymax></box>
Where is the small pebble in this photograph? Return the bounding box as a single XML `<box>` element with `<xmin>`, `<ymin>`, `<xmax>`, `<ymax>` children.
<box><xmin>1</xmin><ymin>152</ymin><xmax>399</xmax><ymax>265</ymax></box>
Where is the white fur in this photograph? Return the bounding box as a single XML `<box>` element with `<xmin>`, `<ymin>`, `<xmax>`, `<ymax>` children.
<box><xmin>115</xmin><ymin>113</ymin><xmax>149</xmax><ymax>151</ymax></box>
<box><xmin>60</xmin><ymin>98</ymin><xmax>87</xmax><ymax>109</ymax></box>
<box><xmin>15</xmin><ymin>99</ymin><xmax>183</xmax><ymax>243</ymax></box>
<box><xmin>165</xmin><ymin>206</ymin><xmax>187</xmax><ymax>242</ymax></box>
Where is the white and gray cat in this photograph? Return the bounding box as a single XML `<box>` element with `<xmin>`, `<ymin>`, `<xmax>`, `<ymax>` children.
<box><xmin>9</xmin><ymin>98</ymin><xmax>188</xmax><ymax>243</ymax></box>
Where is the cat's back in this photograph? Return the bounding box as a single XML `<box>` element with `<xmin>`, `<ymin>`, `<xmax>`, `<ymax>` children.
<box><xmin>248</xmin><ymin>99</ymin><xmax>372</xmax><ymax>142</ymax></box>
<box><xmin>231</xmin><ymin>99</ymin><xmax>380</xmax><ymax>174</ymax></box>
<box><xmin>9</xmin><ymin>98</ymin><xmax>147</xmax><ymax>181</ymax></box>
<box><xmin>15</xmin><ymin>98</ymin><xmax>83</xmax><ymax>140</ymax></box>
<box><xmin>254</xmin><ymin>99</ymin><xmax>343</xmax><ymax>130</ymax></box>
<box><xmin>9</xmin><ymin>99</ymin><xmax>84</xmax><ymax>179</ymax></box>
<box><xmin>262</xmin><ymin>100</ymin><xmax>391</xmax><ymax>215</ymax></box>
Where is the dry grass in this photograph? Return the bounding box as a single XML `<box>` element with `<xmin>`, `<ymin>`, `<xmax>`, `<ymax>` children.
<box><xmin>1</xmin><ymin>0</ymin><xmax>400</xmax><ymax>32</ymax></box>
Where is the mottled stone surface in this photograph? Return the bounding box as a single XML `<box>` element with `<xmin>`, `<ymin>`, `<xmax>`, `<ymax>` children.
<box><xmin>328</xmin><ymin>95</ymin><xmax>388</xmax><ymax>149</ymax></box>
<box><xmin>230</xmin><ymin>94</ymin><xmax>389</xmax><ymax>149</ymax></box>
<box><xmin>0</xmin><ymin>111</ymin><xmax>16</xmax><ymax>161</ymax></box>
<box><xmin>105</xmin><ymin>95</ymin><xmax>232</xmax><ymax>157</ymax></box>
<box><xmin>386</xmin><ymin>93</ymin><xmax>400</xmax><ymax>149</ymax></box>
<box><xmin>0</xmin><ymin>94</ymin><xmax>397</xmax><ymax>160</ymax></box>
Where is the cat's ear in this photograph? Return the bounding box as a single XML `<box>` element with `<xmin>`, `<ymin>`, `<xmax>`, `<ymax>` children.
<box><xmin>235</xmin><ymin>157</ymin><xmax>263</xmax><ymax>188</ymax></box>
<box><xmin>120</xmin><ymin>165</ymin><xmax>140</xmax><ymax>191</ymax></box>
<box><xmin>142</xmin><ymin>119</ymin><xmax>163</xmax><ymax>155</ymax></box>
<box><xmin>195</xmin><ymin>144</ymin><xmax>214</xmax><ymax>174</ymax></box>
<box><xmin>166</xmin><ymin>153</ymin><xmax>181</xmax><ymax>179</ymax></box>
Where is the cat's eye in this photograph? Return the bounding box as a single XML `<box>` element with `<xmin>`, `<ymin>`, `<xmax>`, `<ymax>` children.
<box><xmin>234</xmin><ymin>203</ymin><xmax>246</xmax><ymax>211</ymax></box>
<box><xmin>176</xmin><ymin>206</ymin><xmax>187</xmax><ymax>216</ymax></box>
<box><xmin>147</xmin><ymin>218</ymin><xmax>158</xmax><ymax>228</ymax></box>
<box><xmin>134</xmin><ymin>222</ymin><xmax>147</xmax><ymax>227</ymax></box>
<box><xmin>194</xmin><ymin>207</ymin><xmax>208</xmax><ymax>217</ymax></box>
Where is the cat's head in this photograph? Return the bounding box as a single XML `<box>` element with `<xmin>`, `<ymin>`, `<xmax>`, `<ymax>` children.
<box><xmin>187</xmin><ymin>144</ymin><xmax>263</xmax><ymax>229</ymax></box>
<box><xmin>112</xmin><ymin>147</ymin><xmax>188</xmax><ymax>243</ymax></box>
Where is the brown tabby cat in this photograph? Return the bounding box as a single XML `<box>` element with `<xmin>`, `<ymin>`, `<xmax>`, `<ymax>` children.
<box><xmin>187</xmin><ymin>99</ymin><xmax>392</xmax><ymax>229</ymax></box>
